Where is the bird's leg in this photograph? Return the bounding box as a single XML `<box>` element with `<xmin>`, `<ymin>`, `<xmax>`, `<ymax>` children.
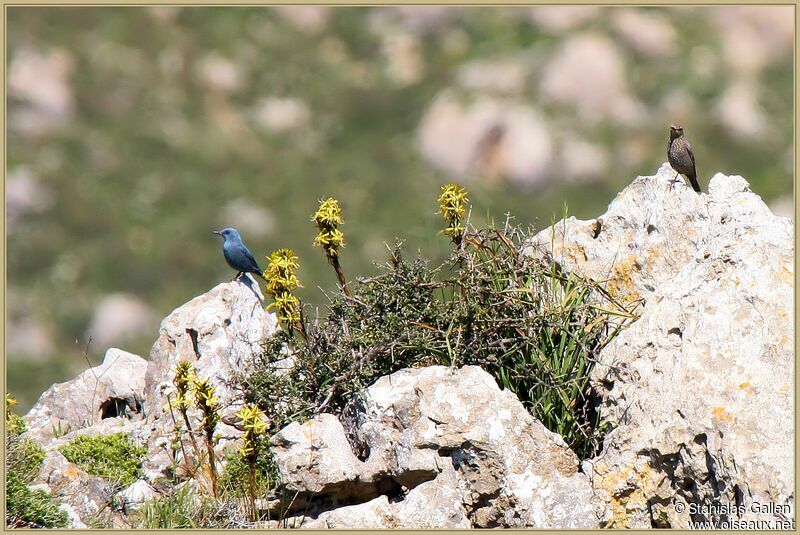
<box><xmin>231</xmin><ymin>272</ymin><xmax>243</xmax><ymax>282</ymax></box>
<box><xmin>669</xmin><ymin>171</ymin><xmax>680</xmax><ymax>191</ymax></box>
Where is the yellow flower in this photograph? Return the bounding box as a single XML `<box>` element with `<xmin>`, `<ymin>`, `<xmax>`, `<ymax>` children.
<box><xmin>237</xmin><ymin>404</ymin><xmax>268</xmax><ymax>433</ymax></box>
<box><xmin>264</xmin><ymin>249</ymin><xmax>302</xmax><ymax>293</ymax></box>
<box><xmin>266</xmin><ymin>273</ymin><xmax>301</xmax><ymax>296</ymax></box>
<box><xmin>267</xmin><ymin>293</ymin><xmax>300</xmax><ymax>323</ymax></box>
<box><xmin>437</xmin><ymin>183</ymin><xmax>468</xmax><ymax>209</ymax></box>
<box><xmin>170</xmin><ymin>391</ymin><xmax>191</xmax><ymax>412</ymax></box>
<box><xmin>237</xmin><ymin>404</ymin><xmax>268</xmax><ymax>460</ymax></box>
<box><xmin>313</xmin><ymin>198</ymin><xmax>346</xmax><ymax>259</ymax></box>
<box><xmin>236</xmin><ymin>405</ymin><xmax>252</xmax><ymax>422</ymax></box>
<box><xmin>312</xmin><ymin>197</ymin><xmax>343</xmax><ymax>227</ymax></box>
<box><xmin>6</xmin><ymin>393</ymin><xmax>18</xmax><ymax>421</ymax></box>
<box><xmin>437</xmin><ymin>183</ymin><xmax>469</xmax><ymax>241</ymax></box>
<box><xmin>266</xmin><ymin>248</ymin><xmax>300</xmax><ymax>275</ymax></box>
<box><xmin>237</xmin><ymin>443</ymin><xmax>254</xmax><ymax>457</ymax></box>
<box><xmin>192</xmin><ymin>377</ymin><xmax>220</xmax><ymax>428</ymax></box>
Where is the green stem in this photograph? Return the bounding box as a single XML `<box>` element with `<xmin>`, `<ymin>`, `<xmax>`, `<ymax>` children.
<box><xmin>248</xmin><ymin>459</ymin><xmax>258</xmax><ymax>522</ymax></box>
<box><xmin>204</xmin><ymin>426</ymin><xmax>218</xmax><ymax>498</ymax></box>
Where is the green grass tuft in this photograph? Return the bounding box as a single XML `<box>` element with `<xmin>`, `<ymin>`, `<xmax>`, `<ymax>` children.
<box><xmin>133</xmin><ymin>484</ymin><xmax>202</xmax><ymax>529</ymax></box>
<box><xmin>5</xmin><ymin>433</ymin><xmax>67</xmax><ymax>528</ymax></box>
<box><xmin>6</xmin><ymin>471</ymin><xmax>69</xmax><ymax>528</ymax></box>
<box><xmin>220</xmin><ymin>448</ymin><xmax>277</xmax><ymax>501</ymax></box>
<box><xmin>58</xmin><ymin>433</ymin><xmax>147</xmax><ymax>487</ymax></box>
<box><xmin>7</xmin><ymin>437</ymin><xmax>45</xmax><ymax>485</ymax></box>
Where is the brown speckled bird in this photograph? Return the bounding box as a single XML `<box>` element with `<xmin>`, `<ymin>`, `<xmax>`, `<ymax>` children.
<box><xmin>667</xmin><ymin>125</ymin><xmax>701</xmax><ymax>193</ymax></box>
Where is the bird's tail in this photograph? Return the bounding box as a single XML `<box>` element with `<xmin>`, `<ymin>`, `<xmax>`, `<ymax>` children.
<box><xmin>688</xmin><ymin>174</ymin><xmax>702</xmax><ymax>193</ymax></box>
<box><xmin>258</xmin><ymin>271</ymin><xmax>269</xmax><ymax>282</ymax></box>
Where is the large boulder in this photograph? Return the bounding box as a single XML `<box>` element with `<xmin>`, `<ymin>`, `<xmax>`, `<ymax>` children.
<box><xmin>35</xmin><ymin>450</ymin><xmax>116</xmax><ymax>522</ymax></box>
<box><xmin>23</xmin><ymin>348</ymin><xmax>147</xmax><ymax>444</ymax></box>
<box><xmin>271</xmin><ymin>365</ymin><xmax>599</xmax><ymax>528</ymax></box>
<box><xmin>141</xmin><ymin>278</ymin><xmax>279</xmax><ymax>476</ymax></box>
<box><xmin>528</xmin><ymin>163</ymin><xmax>793</xmax><ymax>527</ymax></box>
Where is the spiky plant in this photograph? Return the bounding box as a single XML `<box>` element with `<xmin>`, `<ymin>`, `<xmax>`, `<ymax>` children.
<box><xmin>312</xmin><ymin>197</ymin><xmax>351</xmax><ymax>297</ymax></box>
<box><xmin>165</xmin><ymin>360</ymin><xmax>203</xmax><ymax>482</ymax></box>
<box><xmin>191</xmin><ymin>376</ymin><xmax>221</xmax><ymax>498</ymax></box>
<box><xmin>235</xmin><ymin>404</ymin><xmax>269</xmax><ymax>521</ymax></box>
<box><xmin>264</xmin><ymin>248</ymin><xmax>306</xmax><ymax>339</ymax></box>
<box><xmin>437</xmin><ymin>183</ymin><xmax>469</xmax><ymax>246</ymax></box>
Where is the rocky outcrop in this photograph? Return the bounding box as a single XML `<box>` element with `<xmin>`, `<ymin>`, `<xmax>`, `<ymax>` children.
<box><xmin>36</xmin><ymin>450</ymin><xmax>117</xmax><ymax>522</ymax></box>
<box><xmin>141</xmin><ymin>278</ymin><xmax>278</xmax><ymax>476</ymax></box>
<box><xmin>23</xmin><ymin>348</ymin><xmax>147</xmax><ymax>444</ymax></box>
<box><xmin>528</xmin><ymin>163</ymin><xmax>794</xmax><ymax>527</ymax></box>
<box><xmin>17</xmin><ymin>165</ymin><xmax>793</xmax><ymax>529</ymax></box>
<box><xmin>19</xmin><ymin>278</ymin><xmax>280</xmax><ymax>527</ymax></box>
<box><xmin>270</xmin><ymin>366</ymin><xmax>599</xmax><ymax>529</ymax></box>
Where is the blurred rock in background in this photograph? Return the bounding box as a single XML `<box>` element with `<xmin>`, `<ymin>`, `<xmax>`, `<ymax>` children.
<box><xmin>8</xmin><ymin>46</ymin><xmax>75</xmax><ymax>136</ymax></box>
<box><xmin>85</xmin><ymin>294</ymin><xmax>157</xmax><ymax>351</ymax></box>
<box><xmin>6</xmin><ymin>6</ymin><xmax>793</xmax><ymax>410</ymax></box>
<box><xmin>7</xmin><ymin>167</ymin><xmax>56</xmax><ymax>228</ymax></box>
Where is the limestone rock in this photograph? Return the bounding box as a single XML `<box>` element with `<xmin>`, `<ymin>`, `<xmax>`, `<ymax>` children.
<box><xmin>539</xmin><ymin>32</ymin><xmax>644</xmax><ymax>126</ymax></box>
<box><xmin>527</xmin><ymin>6</ymin><xmax>599</xmax><ymax>32</ymax></box>
<box><xmin>8</xmin><ymin>46</ymin><xmax>75</xmax><ymax>135</ymax></box>
<box><xmin>271</xmin><ymin>6</ymin><xmax>330</xmax><ymax>34</ymax></box>
<box><xmin>271</xmin><ymin>365</ymin><xmax>598</xmax><ymax>528</ymax></box>
<box><xmin>23</xmin><ymin>348</ymin><xmax>147</xmax><ymax>443</ymax></box>
<box><xmin>712</xmin><ymin>6</ymin><xmax>793</xmax><ymax>78</ymax></box>
<box><xmin>351</xmin><ymin>365</ymin><xmax>598</xmax><ymax>528</ymax></box>
<box><xmin>392</xmin><ymin>463</ymin><xmax>471</xmax><ymax>528</ymax></box>
<box><xmin>456</xmin><ymin>56</ymin><xmax>530</xmax><ymax>95</ymax></box>
<box><xmin>715</xmin><ymin>82</ymin><xmax>767</xmax><ymax>141</ymax></box>
<box><xmin>252</xmin><ymin>97</ymin><xmax>311</xmax><ymax>134</ymax></box>
<box><xmin>142</xmin><ymin>280</ymin><xmax>279</xmax><ymax>475</ymax></box>
<box><xmin>611</xmin><ymin>8</ymin><xmax>677</xmax><ymax>58</ymax></box>
<box><xmin>7</xmin><ymin>166</ymin><xmax>55</xmax><ymax>227</ymax></box>
<box><xmin>116</xmin><ymin>479</ymin><xmax>157</xmax><ymax>510</ymax></box>
<box><xmin>58</xmin><ymin>503</ymin><xmax>87</xmax><ymax>529</ymax></box>
<box><xmin>298</xmin><ymin>467</ymin><xmax>470</xmax><ymax>529</ymax></box>
<box><xmin>528</xmin><ymin>163</ymin><xmax>793</xmax><ymax>527</ymax></box>
<box><xmin>195</xmin><ymin>53</ymin><xmax>244</xmax><ymax>93</ymax></box>
<box><xmin>299</xmin><ymin>496</ymin><xmax>396</xmax><ymax>529</ymax></box>
<box><xmin>37</xmin><ymin>450</ymin><xmax>116</xmax><ymax>521</ymax></box>
<box><xmin>271</xmin><ymin>413</ymin><xmax>392</xmax><ymax>503</ymax></box>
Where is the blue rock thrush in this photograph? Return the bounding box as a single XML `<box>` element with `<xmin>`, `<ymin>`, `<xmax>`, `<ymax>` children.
<box><xmin>213</xmin><ymin>227</ymin><xmax>266</xmax><ymax>281</ymax></box>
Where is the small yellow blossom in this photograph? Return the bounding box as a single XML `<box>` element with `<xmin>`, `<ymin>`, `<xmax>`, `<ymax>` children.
<box><xmin>191</xmin><ymin>377</ymin><xmax>220</xmax><ymax>430</ymax></box>
<box><xmin>312</xmin><ymin>197</ymin><xmax>343</xmax><ymax>227</ymax></box>
<box><xmin>437</xmin><ymin>183</ymin><xmax>469</xmax><ymax>242</ymax></box>
<box><xmin>236</xmin><ymin>404</ymin><xmax>268</xmax><ymax>459</ymax></box>
<box><xmin>313</xmin><ymin>197</ymin><xmax>346</xmax><ymax>259</ymax></box>
<box><xmin>263</xmin><ymin>248</ymin><xmax>304</xmax><ymax>326</ymax></box>
<box><xmin>171</xmin><ymin>360</ymin><xmax>195</xmax><ymax>411</ymax></box>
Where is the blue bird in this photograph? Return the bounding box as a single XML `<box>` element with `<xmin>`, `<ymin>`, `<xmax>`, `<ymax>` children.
<box><xmin>213</xmin><ymin>227</ymin><xmax>266</xmax><ymax>281</ymax></box>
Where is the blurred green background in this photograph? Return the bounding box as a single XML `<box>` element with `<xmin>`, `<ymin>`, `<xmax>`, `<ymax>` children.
<box><xmin>6</xmin><ymin>6</ymin><xmax>793</xmax><ymax>412</ymax></box>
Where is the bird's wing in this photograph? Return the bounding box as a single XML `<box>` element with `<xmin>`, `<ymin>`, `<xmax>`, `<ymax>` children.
<box><xmin>242</xmin><ymin>246</ymin><xmax>262</xmax><ymax>274</ymax></box>
<box><xmin>685</xmin><ymin>139</ymin><xmax>696</xmax><ymax>170</ymax></box>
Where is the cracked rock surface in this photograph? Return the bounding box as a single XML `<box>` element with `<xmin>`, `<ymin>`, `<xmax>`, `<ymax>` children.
<box><xmin>528</xmin><ymin>163</ymin><xmax>793</xmax><ymax>527</ymax></box>
<box><xmin>271</xmin><ymin>365</ymin><xmax>599</xmax><ymax>528</ymax></box>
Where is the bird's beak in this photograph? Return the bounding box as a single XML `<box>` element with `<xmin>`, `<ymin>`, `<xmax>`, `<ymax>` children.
<box><xmin>212</xmin><ymin>230</ymin><xmax>222</xmax><ymax>235</ymax></box>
